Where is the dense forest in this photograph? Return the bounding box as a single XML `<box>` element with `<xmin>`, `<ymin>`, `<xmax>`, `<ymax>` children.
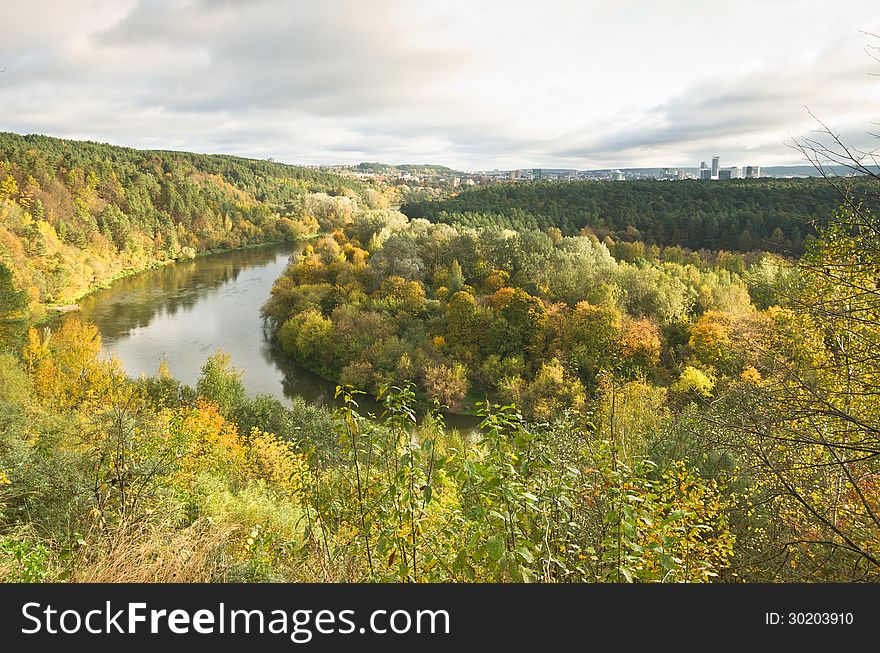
<box><xmin>0</xmin><ymin>132</ymin><xmax>386</xmax><ymax>319</ymax></box>
<box><xmin>261</xmin><ymin>216</ymin><xmax>786</xmax><ymax>416</ymax></box>
<box><xmin>3</xmin><ymin>132</ymin><xmax>880</xmax><ymax>583</ymax></box>
<box><xmin>400</xmin><ymin>178</ymin><xmax>860</xmax><ymax>253</ymax></box>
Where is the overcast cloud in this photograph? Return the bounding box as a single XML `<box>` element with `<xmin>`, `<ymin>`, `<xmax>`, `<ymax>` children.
<box><xmin>1</xmin><ymin>0</ymin><xmax>878</xmax><ymax>169</ymax></box>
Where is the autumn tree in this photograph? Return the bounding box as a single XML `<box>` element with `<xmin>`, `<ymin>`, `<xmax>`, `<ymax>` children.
<box><xmin>486</xmin><ymin>287</ymin><xmax>547</xmax><ymax>360</ymax></box>
<box><xmin>424</xmin><ymin>363</ymin><xmax>469</xmax><ymax>412</ymax></box>
<box><xmin>562</xmin><ymin>301</ymin><xmax>623</xmax><ymax>386</ymax></box>
<box><xmin>619</xmin><ymin>318</ymin><xmax>662</xmax><ymax>375</ymax></box>
<box><xmin>0</xmin><ymin>262</ymin><xmax>27</xmax><ymax>322</ymax></box>
<box><xmin>195</xmin><ymin>351</ymin><xmax>247</xmax><ymax>417</ymax></box>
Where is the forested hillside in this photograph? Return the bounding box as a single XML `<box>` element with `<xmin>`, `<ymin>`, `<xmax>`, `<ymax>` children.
<box><xmin>0</xmin><ymin>133</ymin><xmax>386</xmax><ymax>318</ymax></box>
<box><xmin>3</xmin><ymin>195</ymin><xmax>880</xmax><ymax>583</ymax></box>
<box><xmin>400</xmin><ymin>178</ymin><xmax>860</xmax><ymax>253</ymax></box>
<box><xmin>3</xmin><ymin>133</ymin><xmax>880</xmax><ymax>584</ymax></box>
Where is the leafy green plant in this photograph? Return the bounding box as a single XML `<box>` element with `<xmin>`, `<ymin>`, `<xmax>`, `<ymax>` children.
<box><xmin>0</xmin><ymin>536</ymin><xmax>52</xmax><ymax>582</ymax></box>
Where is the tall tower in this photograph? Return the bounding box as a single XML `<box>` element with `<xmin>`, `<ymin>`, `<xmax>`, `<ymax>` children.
<box><xmin>711</xmin><ymin>156</ymin><xmax>719</xmax><ymax>178</ymax></box>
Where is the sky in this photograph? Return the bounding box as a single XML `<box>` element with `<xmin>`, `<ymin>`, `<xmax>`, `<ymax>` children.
<box><xmin>1</xmin><ymin>0</ymin><xmax>878</xmax><ymax>170</ymax></box>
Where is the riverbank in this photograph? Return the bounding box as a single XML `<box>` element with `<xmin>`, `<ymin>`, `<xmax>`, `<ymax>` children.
<box><xmin>263</xmin><ymin>334</ymin><xmax>484</xmax><ymax>430</ymax></box>
<box><xmin>31</xmin><ymin>236</ymin><xmax>313</xmax><ymax>326</ymax></box>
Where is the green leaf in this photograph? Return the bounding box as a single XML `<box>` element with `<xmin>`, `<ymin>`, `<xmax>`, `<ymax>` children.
<box><xmin>487</xmin><ymin>535</ymin><xmax>505</xmax><ymax>561</ymax></box>
<box><xmin>520</xmin><ymin>566</ymin><xmax>536</xmax><ymax>583</ymax></box>
<box><xmin>516</xmin><ymin>545</ymin><xmax>534</xmax><ymax>563</ymax></box>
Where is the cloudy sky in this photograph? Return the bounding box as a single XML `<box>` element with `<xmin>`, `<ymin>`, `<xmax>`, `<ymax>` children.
<box><xmin>1</xmin><ymin>0</ymin><xmax>878</xmax><ymax>170</ymax></box>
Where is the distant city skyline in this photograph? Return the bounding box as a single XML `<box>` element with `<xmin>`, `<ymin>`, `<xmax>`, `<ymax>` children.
<box><xmin>1</xmin><ymin>1</ymin><xmax>878</xmax><ymax>170</ymax></box>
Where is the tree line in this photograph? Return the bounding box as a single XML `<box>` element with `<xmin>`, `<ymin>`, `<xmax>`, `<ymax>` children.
<box><xmin>400</xmin><ymin>177</ymin><xmax>879</xmax><ymax>253</ymax></box>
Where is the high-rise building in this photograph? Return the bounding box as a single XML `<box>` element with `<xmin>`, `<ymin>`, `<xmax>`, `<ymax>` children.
<box><xmin>744</xmin><ymin>165</ymin><xmax>761</xmax><ymax>178</ymax></box>
<box><xmin>711</xmin><ymin>156</ymin><xmax>719</xmax><ymax>178</ymax></box>
<box><xmin>532</xmin><ymin>168</ymin><xmax>543</xmax><ymax>180</ymax></box>
<box><xmin>700</xmin><ymin>167</ymin><xmax>713</xmax><ymax>180</ymax></box>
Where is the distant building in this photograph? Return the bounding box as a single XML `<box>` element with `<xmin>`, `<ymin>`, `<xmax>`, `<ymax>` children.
<box><xmin>532</xmin><ymin>168</ymin><xmax>543</xmax><ymax>180</ymax></box>
<box><xmin>610</xmin><ymin>170</ymin><xmax>625</xmax><ymax>181</ymax></box>
<box><xmin>719</xmin><ymin>167</ymin><xmax>742</xmax><ymax>180</ymax></box>
<box><xmin>699</xmin><ymin>161</ymin><xmax>712</xmax><ymax>180</ymax></box>
<box><xmin>744</xmin><ymin>165</ymin><xmax>761</xmax><ymax>178</ymax></box>
<box><xmin>711</xmin><ymin>156</ymin><xmax>720</xmax><ymax>178</ymax></box>
<box><xmin>508</xmin><ymin>169</ymin><xmax>520</xmax><ymax>180</ymax></box>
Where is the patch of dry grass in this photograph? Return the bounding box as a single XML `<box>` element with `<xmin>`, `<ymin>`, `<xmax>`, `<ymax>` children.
<box><xmin>69</xmin><ymin>521</ymin><xmax>233</xmax><ymax>583</ymax></box>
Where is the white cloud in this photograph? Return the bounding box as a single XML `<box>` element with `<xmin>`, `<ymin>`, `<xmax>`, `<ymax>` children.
<box><xmin>0</xmin><ymin>0</ymin><xmax>878</xmax><ymax>168</ymax></box>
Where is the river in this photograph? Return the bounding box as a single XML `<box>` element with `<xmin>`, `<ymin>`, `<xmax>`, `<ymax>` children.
<box><xmin>73</xmin><ymin>243</ymin><xmax>480</xmax><ymax>431</ymax></box>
